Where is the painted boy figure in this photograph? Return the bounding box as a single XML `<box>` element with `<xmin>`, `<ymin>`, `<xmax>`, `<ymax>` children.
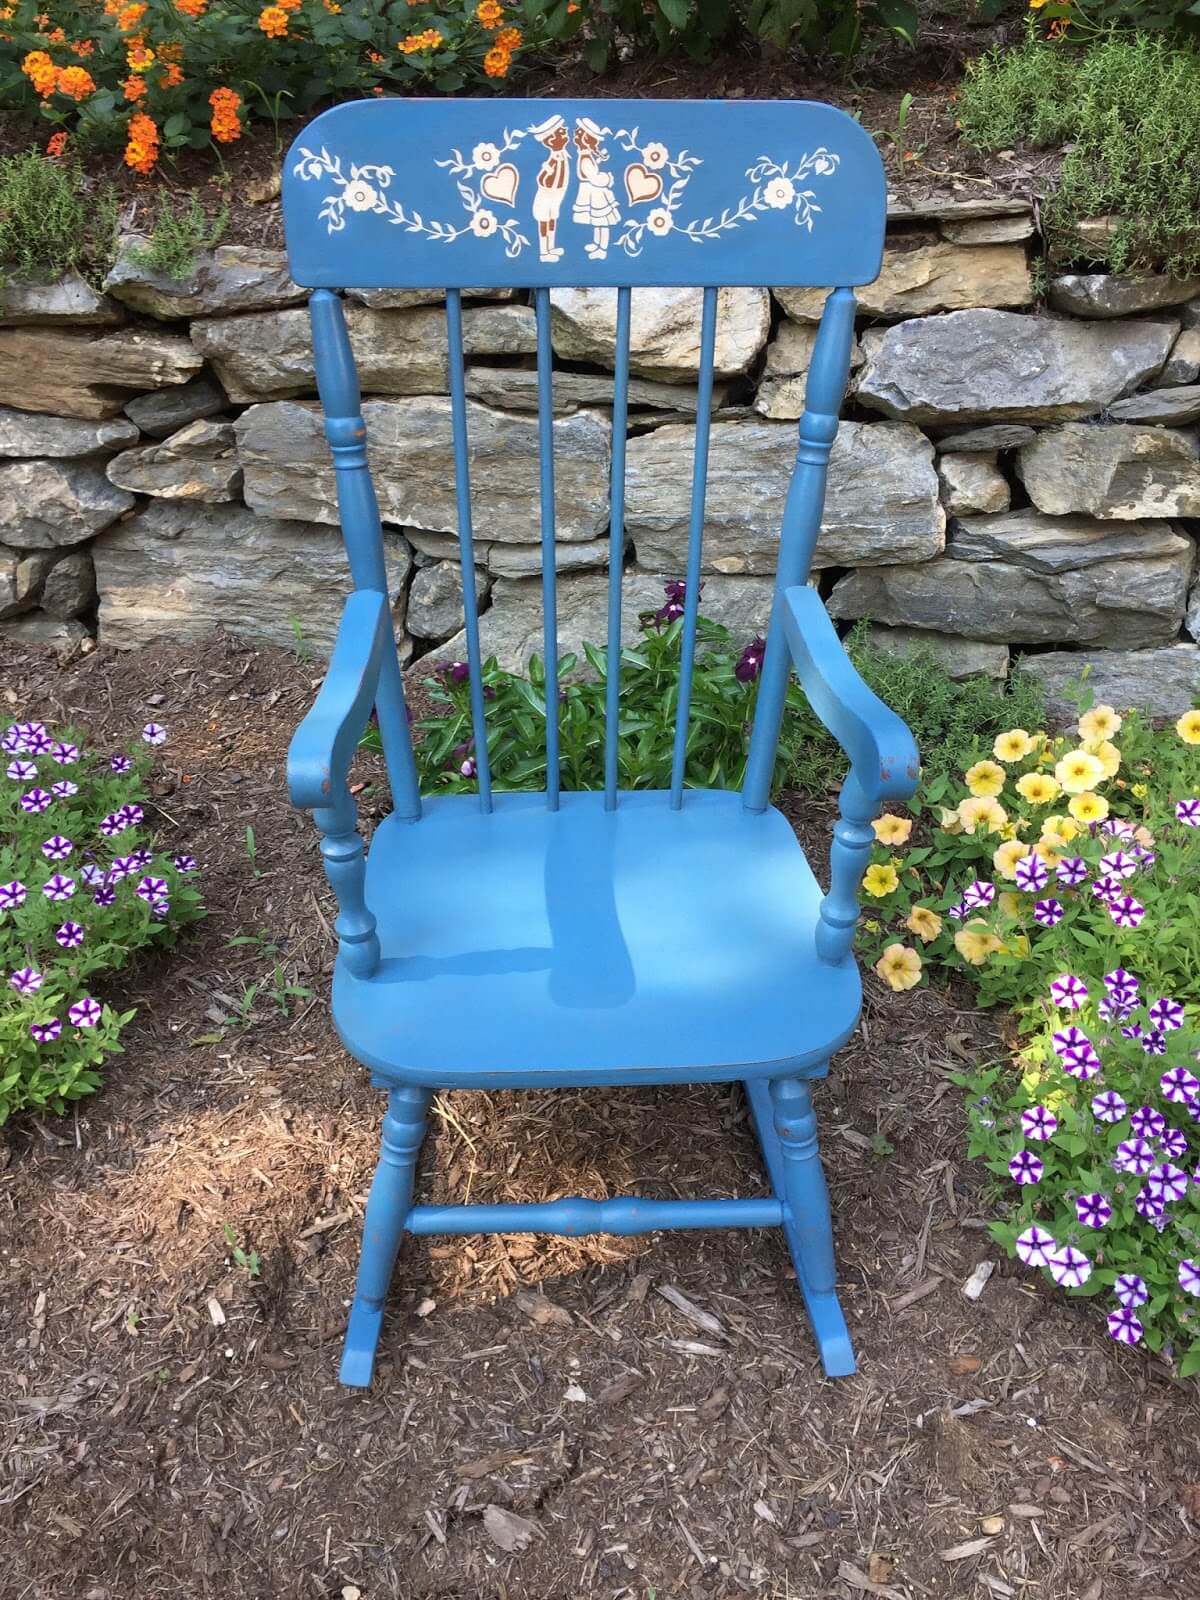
<box><xmin>530</xmin><ymin>113</ymin><xmax>570</xmax><ymax>263</ymax></box>
<box><xmin>571</xmin><ymin>116</ymin><xmax>620</xmax><ymax>260</ymax></box>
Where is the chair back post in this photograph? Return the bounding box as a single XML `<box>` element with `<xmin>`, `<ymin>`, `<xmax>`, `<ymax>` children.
<box><xmin>741</xmin><ymin>286</ymin><xmax>857</xmax><ymax>814</ymax></box>
<box><xmin>309</xmin><ymin>289</ymin><xmax>422</xmax><ymax>822</ymax></box>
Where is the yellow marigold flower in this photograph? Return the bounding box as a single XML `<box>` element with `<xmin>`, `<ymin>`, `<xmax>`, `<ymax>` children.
<box><xmin>905</xmin><ymin>905</ymin><xmax>942</xmax><ymax>943</ymax></box>
<box><xmin>862</xmin><ymin>863</ymin><xmax>899</xmax><ymax>898</ymax></box>
<box><xmin>1054</xmin><ymin>748</ymin><xmax>1104</xmax><ymax>794</ymax></box>
<box><xmin>482</xmin><ymin>42</ymin><xmax>509</xmax><ymax>73</ymax></box>
<box><xmin>957</xmin><ymin>796</ymin><xmax>1008</xmax><ymax>835</ymax></box>
<box><xmin>954</xmin><ymin>923</ymin><xmax>1001</xmax><ymax>965</ymax></box>
<box><xmin>1016</xmin><ymin>770</ymin><xmax>1060</xmax><ymax>805</ymax></box>
<box><xmin>258</xmin><ymin>5</ymin><xmax>288</xmax><ymax>35</ymax></box>
<box><xmin>965</xmin><ymin>758</ymin><xmax>1006</xmax><ymax>798</ymax></box>
<box><xmin>1131</xmin><ymin>782</ymin><xmax>1148</xmax><ymax>799</ymax></box>
<box><xmin>992</xmin><ymin>839</ymin><xmax>1026</xmax><ymax>880</ymax></box>
<box><xmin>872</xmin><ymin>813</ymin><xmax>912</xmax><ymax>846</ymax></box>
<box><xmin>938</xmin><ymin>806</ymin><xmax>963</xmax><ymax>835</ymax></box>
<box><xmin>1068</xmin><ymin>790</ymin><xmax>1108</xmax><ymax>824</ymax></box>
<box><xmin>1078</xmin><ymin>704</ymin><xmax>1122</xmax><ymax>743</ymax></box>
<box><xmin>55</xmin><ymin>64</ymin><xmax>95</xmax><ymax>99</ymax></box>
<box><xmin>993</xmin><ymin>728</ymin><xmax>1035</xmax><ymax>763</ymax></box>
<box><xmin>875</xmin><ymin>942</ymin><xmax>922</xmax><ymax>992</ymax></box>
<box><xmin>1177</xmin><ymin>709</ymin><xmax>1200</xmax><ymax>746</ymax></box>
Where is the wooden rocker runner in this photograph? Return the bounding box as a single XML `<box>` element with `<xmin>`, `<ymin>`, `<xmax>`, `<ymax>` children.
<box><xmin>280</xmin><ymin>96</ymin><xmax>919</xmax><ymax>1387</ymax></box>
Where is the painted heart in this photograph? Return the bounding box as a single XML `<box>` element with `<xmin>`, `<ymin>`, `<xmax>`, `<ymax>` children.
<box><xmin>480</xmin><ymin>163</ymin><xmax>519</xmax><ymax>206</ymax></box>
<box><xmin>624</xmin><ymin>162</ymin><xmax>663</xmax><ymax>206</ymax></box>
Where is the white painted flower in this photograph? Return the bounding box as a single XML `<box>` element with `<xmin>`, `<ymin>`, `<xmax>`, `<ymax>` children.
<box><xmin>642</xmin><ymin>141</ymin><xmax>668</xmax><ymax>169</ymax></box>
<box><xmin>470</xmin><ymin>208</ymin><xmax>499</xmax><ymax>238</ymax></box>
<box><xmin>646</xmin><ymin>207</ymin><xmax>673</xmax><ymax>237</ymax></box>
<box><xmin>763</xmin><ymin>176</ymin><xmax>795</xmax><ymax>210</ymax></box>
<box><xmin>812</xmin><ymin>151</ymin><xmax>836</xmax><ymax>175</ymax></box>
<box><xmin>472</xmin><ymin>141</ymin><xmax>500</xmax><ymax>171</ymax></box>
<box><xmin>342</xmin><ymin>178</ymin><xmax>377</xmax><ymax>212</ymax></box>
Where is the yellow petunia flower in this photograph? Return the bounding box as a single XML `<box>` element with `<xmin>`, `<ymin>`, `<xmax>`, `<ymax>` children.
<box><xmin>993</xmin><ymin>728</ymin><xmax>1035</xmax><ymax>763</ymax></box>
<box><xmin>872</xmin><ymin>813</ymin><xmax>913</xmax><ymax>846</ymax></box>
<box><xmin>1016</xmin><ymin>770</ymin><xmax>1061</xmax><ymax>806</ymax></box>
<box><xmin>998</xmin><ymin>891</ymin><xmax>1023</xmax><ymax>921</ymax></box>
<box><xmin>906</xmin><ymin>905</ymin><xmax>942</xmax><ymax>943</ymax></box>
<box><xmin>1068</xmin><ymin>790</ymin><xmax>1109</xmax><ymax>824</ymax></box>
<box><xmin>1032</xmin><ymin>839</ymin><xmax>1062</xmax><ymax>868</ymax></box>
<box><xmin>954</xmin><ymin>923</ymin><xmax>1002</xmax><ymax>965</ymax></box>
<box><xmin>862</xmin><ymin>863</ymin><xmax>899</xmax><ymax>898</ymax></box>
<box><xmin>1091</xmin><ymin>740</ymin><xmax>1121</xmax><ymax>779</ymax></box>
<box><xmin>1055</xmin><ymin>748</ymin><xmax>1105</xmax><ymax>794</ymax></box>
<box><xmin>1177</xmin><ymin>709</ymin><xmax>1200</xmax><ymax>745</ymax></box>
<box><xmin>874</xmin><ymin>943</ymin><xmax>923</xmax><ymax>992</ymax></box>
<box><xmin>957</xmin><ymin>795</ymin><xmax>1008</xmax><ymax>835</ymax></box>
<box><xmin>938</xmin><ymin>806</ymin><xmax>963</xmax><ymax>835</ymax></box>
<box><xmin>965</xmin><ymin>759</ymin><xmax>1006</xmax><ymax>798</ymax></box>
<box><xmin>1078</xmin><ymin>704</ymin><xmax>1122</xmax><ymax>743</ymax></box>
<box><xmin>992</xmin><ymin>839</ymin><xmax>1027</xmax><ymax>880</ymax></box>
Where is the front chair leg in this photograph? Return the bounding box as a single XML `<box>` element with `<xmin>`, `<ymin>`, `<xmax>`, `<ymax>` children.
<box><xmin>769</xmin><ymin>1076</ymin><xmax>856</xmax><ymax>1378</ymax></box>
<box><xmin>340</xmin><ymin>1086</ymin><xmax>431</xmax><ymax>1388</ymax></box>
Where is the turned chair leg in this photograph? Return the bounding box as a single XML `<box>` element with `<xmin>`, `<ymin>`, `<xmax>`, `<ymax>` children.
<box><xmin>340</xmin><ymin>1085</ymin><xmax>431</xmax><ymax>1388</ymax></box>
<box><xmin>768</xmin><ymin>1075</ymin><xmax>856</xmax><ymax>1378</ymax></box>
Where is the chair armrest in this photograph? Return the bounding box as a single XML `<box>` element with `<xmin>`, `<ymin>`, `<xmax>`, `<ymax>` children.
<box><xmin>779</xmin><ymin>585</ymin><xmax>919</xmax><ymax>807</ymax></box>
<box><xmin>288</xmin><ymin>589</ymin><xmax>390</xmax><ymax>811</ymax></box>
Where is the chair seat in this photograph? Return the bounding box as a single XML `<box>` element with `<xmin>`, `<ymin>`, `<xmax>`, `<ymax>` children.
<box><xmin>332</xmin><ymin>788</ymin><xmax>861</xmax><ymax>1087</ymax></box>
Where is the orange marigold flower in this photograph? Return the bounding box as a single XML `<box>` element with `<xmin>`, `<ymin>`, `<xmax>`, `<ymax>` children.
<box><xmin>69</xmin><ymin>38</ymin><xmax>95</xmax><ymax>55</ymax></box>
<box><xmin>278</xmin><ymin>0</ymin><xmax>302</xmax><ymax>10</ymax></box>
<box><xmin>176</xmin><ymin>0</ymin><xmax>206</xmax><ymax>14</ymax></box>
<box><xmin>126</xmin><ymin>40</ymin><xmax>155</xmax><ymax>69</ymax></box>
<box><xmin>122</xmin><ymin>73</ymin><xmax>146</xmax><ymax>99</ymax></box>
<box><xmin>158</xmin><ymin>39</ymin><xmax>184</xmax><ymax>60</ymax></box>
<box><xmin>56</xmin><ymin>65</ymin><xmax>96</xmax><ymax>100</ymax></box>
<box><xmin>116</xmin><ymin>2</ymin><xmax>145</xmax><ymax>30</ymax></box>
<box><xmin>400</xmin><ymin>27</ymin><xmax>442</xmax><ymax>49</ymax></box>
<box><xmin>495</xmin><ymin>25</ymin><xmax>520</xmax><ymax>47</ymax></box>
<box><xmin>209</xmin><ymin>85</ymin><xmax>242</xmax><ymax>142</ymax></box>
<box><xmin>258</xmin><ymin>4</ymin><xmax>288</xmax><ymax>34</ymax></box>
<box><xmin>46</xmin><ymin>25</ymin><xmax>64</xmax><ymax>41</ymax></box>
<box><xmin>476</xmin><ymin>0</ymin><xmax>503</xmax><ymax>26</ymax></box>
<box><xmin>46</xmin><ymin>130</ymin><xmax>67</xmax><ymax>157</ymax></box>
<box><xmin>367</xmin><ymin>47</ymin><xmax>384</xmax><ymax>61</ymax></box>
<box><xmin>21</xmin><ymin>49</ymin><xmax>58</xmax><ymax>96</ymax></box>
<box><xmin>124</xmin><ymin>110</ymin><xmax>159</xmax><ymax>175</ymax></box>
<box><xmin>482</xmin><ymin>42</ymin><xmax>509</xmax><ymax>74</ymax></box>
<box><xmin>158</xmin><ymin>61</ymin><xmax>184</xmax><ymax>87</ymax></box>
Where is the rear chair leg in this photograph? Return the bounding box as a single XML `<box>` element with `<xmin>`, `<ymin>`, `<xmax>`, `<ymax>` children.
<box><xmin>767</xmin><ymin>1075</ymin><xmax>856</xmax><ymax>1378</ymax></box>
<box><xmin>340</xmin><ymin>1086</ymin><xmax>431</xmax><ymax>1388</ymax></box>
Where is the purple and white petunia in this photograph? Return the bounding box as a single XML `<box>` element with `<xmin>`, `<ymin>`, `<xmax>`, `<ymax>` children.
<box><xmin>48</xmin><ymin>740</ymin><xmax>78</xmax><ymax>765</ymax></box>
<box><xmin>1114</xmin><ymin>1272</ymin><xmax>1148</xmax><ymax>1308</ymax></box>
<box><xmin>172</xmin><ymin>853</ymin><xmax>196</xmax><ymax>873</ymax></box>
<box><xmin>1107</xmin><ymin>1308</ymin><xmax>1144</xmax><ymax>1345</ymax></box>
<box><xmin>1099</xmin><ymin>850</ymin><xmax>1138</xmax><ymax>880</ymax></box>
<box><xmin>6</xmin><ymin>759</ymin><xmax>37</xmax><ymax>782</ymax></box>
<box><xmin>1076</xmin><ymin>1192</ymin><xmax>1112</xmax><ymax>1229</ymax></box>
<box><xmin>118</xmin><ymin>803</ymin><xmax>144</xmax><ymax>828</ymax></box>
<box><xmin>10</xmin><ymin>966</ymin><xmax>42</xmax><ymax>996</ymax></box>
<box><xmin>1134</xmin><ymin>1187</ymin><xmax>1166</xmax><ymax>1221</ymax></box>
<box><xmin>1103</xmin><ymin>818</ymin><xmax>1136</xmax><ymax>841</ymax></box>
<box><xmin>41</xmin><ymin>874</ymin><xmax>75</xmax><ymax>902</ymax></box>
<box><xmin>1132</xmin><ymin>846</ymin><xmax>1156</xmax><ymax>869</ymax></box>
<box><xmin>1121</xmin><ymin>1022</ymin><xmax>1144</xmax><ymax>1041</ymax></box>
<box><xmin>1104</xmin><ymin>968</ymin><xmax>1140</xmax><ymax>1002</ymax></box>
<box><xmin>1099</xmin><ymin>996</ymin><xmax>1134</xmax><ymax>1023</ymax></box>
<box><xmin>1160</xmin><ymin>1128</ymin><xmax>1189</xmax><ymax>1162</ymax></box>
<box><xmin>1009</xmin><ymin>1149</ymin><xmax>1044</xmax><ymax>1185</ymax></box>
<box><xmin>962</xmin><ymin>880</ymin><xmax>996</xmax><ymax>911</ymax></box>
<box><xmin>67</xmin><ymin>996</ymin><xmax>101</xmax><ymax>1027</ymax></box>
<box><xmin>1176</xmin><ymin>798</ymin><xmax>1200</xmax><ymax>827</ymax></box>
<box><xmin>1091</xmin><ymin>875</ymin><xmax>1124</xmax><ymax>905</ymax></box>
<box><xmin>1051</xmin><ymin>974</ymin><xmax>1088</xmax><ymax>1010</ymax></box>
<box><xmin>1115</xmin><ymin>1137</ymin><xmax>1156</xmax><ymax>1175</ymax></box>
<box><xmin>1</xmin><ymin>725</ymin><xmax>25</xmax><ymax>754</ymax></box>
<box><xmin>1147</xmin><ymin>1163</ymin><xmax>1189</xmax><ymax>1203</ymax></box>
<box><xmin>947</xmin><ymin>898</ymin><xmax>968</xmax><ymax>922</ymax></box>
<box><xmin>1016</xmin><ymin>1225</ymin><xmax>1057</xmax><ymax>1268</ymax></box>
<box><xmin>80</xmin><ymin>864</ymin><xmax>105</xmax><ymax>887</ymax></box>
<box><xmin>126</xmin><ymin>847</ymin><xmax>153</xmax><ymax>871</ymax></box>
<box><xmin>1049</xmin><ymin>1246</ymin><xmax>1092</xmax><ymax>1288</ymax></box>
<box><xmin>93</xmin><ymin>886</ymin><xmax>116</xmax><ymax>908</ymax></box>
<box><xmin>0</xmin><ymin>880</ymin><xmax>27</xmax><ymax>911</ymax></box>
<box><xmin>1062</xmin><ymin>1045</ymin><xmax>1102</xmax><ymax>1081</ymax></box>
<box><xmin>41</xmin><ymin>834</ymin><xmax>73</xmax><ymax>862</ymax></box>
<box><xmin>109</xmin><ymin>753</ymin><xmax>132</xmax><ymax>774</ymax></box>
<box><xmin>136</xmin><ymin>875</ymin><xmax>168</xmax><ymax>903</ymax></box>
<box><xmin>1014</xmin><ymin>855</ymin><xmax>1049</xmax><ymax>892</ymax></box>
<box><xmin>1179</xmin><ymin>1260</ymin><xmax>1200</xmax><ymax>1296</ymax></box>
<box><xmin>20</xmin><ymin>787</ymin><xmax>52</xmax><ymax>814</ymax></box>
<box><xmin>1161</xmin><ymin>1066</ymin><xmax>1200</xmax><ymax>1104</ymax></box>
<box><xmin>23</xmin><ymin>726</ymin><xmax>52</xmax><ymax>756</ymax></box>
<box><xmin>1092</xmin><ymin>1090</ymin><xmax>1128</xmax><ymax>1123</ymax></box>
<box><xmin>30</xmin><ymin>1018</ymin><xmax>61</xmax><ymax>1043</ymax></box>
<box><xmin>1052</xmin><ymin>1025</ymin><xmax>1092</xmax><ymax>1057</ymax></box>
<box><xmin>14</xmin><ymin>720</ymin><xmax>44</xmax><ymax>744</ymax></box>
<box><xmin>1148</xmin><ymin>997</ymin><xmax>1185</xmax><ymax>1032</ymax></box>
<box><xmin>1109</xmin><ymin>895</ymin><xmax>1146</xmax><ymax>929</ymax></box>
<box><xmin>1141</xmin><ymin>1028</ymin><xmax>1168</xmax><ymax>1057</ymax></box>
<box><xmin>1021</xmin><ymin>1106</ymin><xmax>1058</xmax><ymax>1141</ymax></box>
<box><xmin>1131</xmin><ymin>1105</ymin><xmax>1167</xmax><ymax>1140</ymax></box>
<box><xmin>1034</xmin><ymin>898</ymin><xmax>1065</xmax><ymax>927</ymax></box>
<box><xmin>55</xmin><ymin>921</ymin><xmax>84</xmax><ymax>949</ymax></box>
<box><xmin>141</xmin><ymin>722</ymin><xmax>167</xmax><ymax>745</ymax></box>
<box><xmin>50</xmin><ymin>780</ymin><xmax>78</xmax><ymax>799</ymax></box>
<box><xmin>1055</xmin><ymin>857</ymin><xmax>1090</xmax><ymax>887</ymax></box>
<box><xmin>99</xmin><ymin>811</ymin><xmax>127</xmax><ymax>838</ymax></box>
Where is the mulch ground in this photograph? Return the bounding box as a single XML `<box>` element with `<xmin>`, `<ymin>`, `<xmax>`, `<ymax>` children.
<box><xmin>3</xmin><ymin>633</ymin><xmax>1199</xmax><ymax>1600</ymax></box>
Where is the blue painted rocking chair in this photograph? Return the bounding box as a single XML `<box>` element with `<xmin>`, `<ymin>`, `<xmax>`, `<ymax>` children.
<box><xmin>281</xmin><ymin>97</ymin><xmax>919</xmax><ymax>1387</ymax></box>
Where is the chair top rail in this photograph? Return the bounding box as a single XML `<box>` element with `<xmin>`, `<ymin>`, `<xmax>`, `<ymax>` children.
<box><xmin>283</xmin><ymin>98</ymin><xmax>885</xmax><ymax>291</ymax></box>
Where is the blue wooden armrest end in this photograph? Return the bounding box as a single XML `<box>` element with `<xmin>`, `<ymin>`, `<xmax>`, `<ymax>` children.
<box><xmin>780</xmin><ymin>585</ymin><xmax>919</xmax><ymax>808</ymax></box>
<box><xmin>287</xmin><ymin>589</ymin><xmax>390</xmax><ymax>811</ymax></box>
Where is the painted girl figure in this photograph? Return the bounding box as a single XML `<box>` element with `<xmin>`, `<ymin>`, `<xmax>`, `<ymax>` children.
<box><xmin>529</xmin><ymin>113</ymin><xmax>569</xmax><ymax>263</ymax></box>
<box><xmin>571</xmin><ymin>117</ymin><xmax>620</xmax><ymax>260</ymax></box>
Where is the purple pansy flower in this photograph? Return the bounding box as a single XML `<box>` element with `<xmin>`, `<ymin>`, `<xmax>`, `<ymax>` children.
<box><xmin>10</xmin><ymin>966</ymin><xmax>42</xmax><ymax>996</ymax></box>
<box><xmin>1055</xmin><ymin>857</ymin><xmax>1089</xmax><ymax>887</ymax></box>
<box><xmin>1160</xmin><ymin>1129</ymin><xmax>1189</xmax><ymax>1162</ymax></box>
<box><xmin>1049</xmin><ymin>1247</ymin><xmax>1091</xmax><ymax>1288</ymax></box>
<box><xmin>1016</xmin><ymin>1225</ymin><xmax>1057</xmax><ymax>1268</ymax></box>
<box><xmin>1050</xmin><ymin>974</ymin><xmax>1088</xmax><ymax>1010</ymax></box>
<box><xmin>1092</xmin><ymin>1090</ymin><xmax>1127</xmax><ymax>1123</ymax></box>
<box><xmin>41</xmin><ymin>834</ymin><xmax>73</xmax><ymax>862</ymax></box>
<box><xmin>1109</xmin><ymin>895</ymin><xmax>1145</xmax><ymax>929</ymax></box>
<box><xmin>1131</xmin><ymin>1106</ymin><xmax>1167</xmax><ymax>1140</ymax></box>
<box><xmin>1141</xmin><ymin>1028</ymin><xmax>1168</xmax><ymax>1057</ymax></box>
<box><xmin>1176</xmin><ymin>798</ymin><xmax>1200</xmax><ymax>827</ymax></box>
<box><xmin>20</xmin><ymin>787</ymin><xmax>52</xmax><ymax>814</ymax></box>
<box><xmin>136</xmin><ymin>875</ymin><xmax>168</xmax><ymax>903</ymax></box>
<box><xmin>1076</xmin><ymin>1193</ymin><xmax>1112</xmax><ymax>1229</ymax></box>
<box><xmin>1107</xmin><ymin>1308</ymin><xmax>1143</xmax><ymax>1345</ymax></box>
<box><xmin>30</xmin><ymin>1018</ymin><xmax>61</xmax><ymax>1043</ymax></box>
<box><xmin>172</xmin><ymin>853</ymin><xmax>196</xmax><ymax>872</ymax></box>
<box><xmin>51</xmin><ymin>780</ymin><xmax>78</xmax><ymax>799</ymax></box>
<box><xmin>141</xmin><ymin>722</ymin><xmax>167</xmax><ymax>745</ymax></box>
<box><xmin>42</xmin><ymin>874</ymin><xmax>75</xmax><ymax>902</ymax></box>
<box><xmin>1021</xmin><ymin>1106</ymin><xmax>1058</xmax><ymax>1141</ymax></box>
<box><xmin>7</xmin><ymin>759</ymin><xmax>37</xmax><ymax>782</ymax></box>
<box><xmin>1161</xmin><ymin>1067</ymin><xmax>1200</xmax><ymax>1104</ymax></box>
<box><xmin>1114</xmin><ymin>1273</ymin><xmax>1148</xmax><ymax>1308</ymax></box>
<box><xmin>55</xmin><ymin>921</ymin><xmax>84</xmax><ymax>949</ymax></box>
<box><xmin>1147</xmin><ymin>1163</ymin><xmax>1188</xmax><ymax>1203</ymax></box>
<box><xmin>1148</xmin><ymin>997</ymin><xmax>1185</xmax><ymax>1032</ymax></box>
<box><xmin>1034</xmin><ymin>898</ymin><xmax>1065</xmax><ymax>927</ymax></box>
<box><xmin>443</xmin><ymin>661</ymin><xmax>469</xmax><ymax>684</ymax></box>
<box><xmin>0</xmin><ymin>880</ymin><xmax>27</xmax><ymax>911</ymax></box>
<box><xmin>1009</xmin><ymin>1149</ymin><xmax>1044</xmax><ymax>1185</ymax></box>
<box><xmin>1014</xmin><ymin>855</ymin><xmax>1049</xmax><ymax>892</ymax></box>
<box><xmin>1115</xmin><ymin>1137</ymin><xmax>1156</xmax><ymax>1175</ymax></box>
<box><xmin>1180</xmin><ymin>1260</ymin><xmax>1200</xmax><ymax>1296</ymax></box>
<box><xmin>1134</xmin><ymin>1187</ymin><xmax>1165</xmax><ymax>1221</ymax></box>
<box><xmin>93</xmin><ymin>886</ymin><xmax>116</xmax><ymax>908</ymax></box>
<box><xmin>68</xmin><ymin>996</ymin><xmax>101</xmax><ymax>1027</ymax></box>
<box><xmin>49</xmin><ymin>740</ymin><xmax>78</xmax><ymax>765</ymax></box>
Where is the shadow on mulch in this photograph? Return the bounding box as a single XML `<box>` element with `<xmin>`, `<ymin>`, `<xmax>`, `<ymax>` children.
<box><xmin>2</xmin><ymin>634</ymin><xmax>1198</xmax><ymax>1600</ymax></box>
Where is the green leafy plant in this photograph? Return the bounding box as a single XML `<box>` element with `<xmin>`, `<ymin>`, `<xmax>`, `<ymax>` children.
<box><xmin>0</xmin><ymin>716</ymin><xmax>204</xmax><ymax>1123</ymax></box>
<box><xmin>223</xmin><ymin>1221</ymin><xmax>261</xmax><ymax>1279</ymax></box>
<box><xmin>127</xmin><ymin>191</ymin><xmax>227</xmax><ymax>279</ymax></box>
<box><xmin>0</xmin><ymin>149</ymin><xmax>118</xmax><ymax>292</ymax></box>
<box><xmin>958</xmin><ymin>32</ymin><xmax>1200</xmax><ymax>276</ymax></box>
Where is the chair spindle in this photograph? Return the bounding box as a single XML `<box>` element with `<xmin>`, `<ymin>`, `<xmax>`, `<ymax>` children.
<box><xmin>604</xmin><ymin>286</ymin><xmax>632</xmax><ymax>811</ymax></box>
<box><xmin>313</xmin><ymin>788</ymin><xmax>380</xmax><ymax>977</ymax></box>
<box><xmin>534</xmin><ymin>286</ymin><xmax>560</xmax><ymax>809</ymax></box>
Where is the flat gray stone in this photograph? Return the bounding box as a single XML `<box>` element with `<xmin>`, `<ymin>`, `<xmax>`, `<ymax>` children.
<box><xmin>1107</xmin><ymin>387</ymin><xmax>1200</xmax><ymax>425</ymax></box>
<box><xmin>775</xmin><ymin>238</ymin><xmax>1032</xmax><ymax>322</ymax></box>
<box><xmin>124</xmin><ymin>376</ymin><xmax>228</xmax><ymax>438</ymax></box>
<box><xmin>407</xmin><ymin>559</ymin><xmax>489</xmax><ymax>643</ymax></box>
<box><xmin>0</xmin><ymin>325</ymin><xmax>203</xmax><ymax>419</ymax></box>
<box><xmin>549</xmin><ymin>287</ymin><xmax>769</xmax><ymax>381</ymax></box>
<box><xmin>938</xmin><ymin>215</ymin><xmax>1035</xmax><ymax>245</ymax></box>
<box><xmin>1154</xmin><ymin>329</ymin><xmax>1200</xmax><ymax>388</ymax></box>
<box><xmin>754</xmin><ymin>321</ymin><xmax>865</xmax><ymax>420</ymax></box>
<box><xmin>1048</xmin><ymin>273</ymin><xmax>1200</xmax><ymax>319</ymax></box>
<box><xmin>0</xmin><ymin>459</ymin><xmax>134</xmax><ymax>547</ymax></box>
<box><xmin>937</xmin><ymin>451</ymin><xmax>1010</xmax><ymax>515</ymax></box>
<box><xmin>405</xmin><ymin>530</ymin><xmax>610</xmax><ymax>576</ymax></box>
<box><xmin>863</xmin><ymin>625</ymin><xmax>1009</xmax><ymax>681</ymax></box>
<box><xmin>1018</xmin><ymin>423</ymin><xmax>1200</xmax><ymax>519</ymax></box>
<box><xmin>856</xmin><ymin>310</ymin><xmax>1176</xmax><ymax>426</ymax></box>
<box><xmin>235</xmin><ymin>397</ymin><xmax>610</xmax><ymax>543</ymax></box>
<box><xmin>1186</xmin><ymin>573</ymin><xmax>1199</xmax><ymax>642</ymax></box>
<box><xmin>192</xmin><ymin>302</ymin><xmax>536</xmax><ymax>402</ymax></box>
<box><xmin>1018</xmin><ymin>645</ymin><xmax>1200</xmax><ymax>722</ymax></box>
<box><xmin>104</xmin><ymin>237</ymin><xmax>306</xmax><ymax>319</ymax></box>
<box><xmin>0</xmin><ymin>546</ymin><xmax>53</xmax><ymax>618</ymax></box>
<box><xmin>464</xmin><ymin>366</ymin><xmax>727</xmax><ymax>416</ymax></box>
<box><xmin>40</xmin><ymin>550</ymin><xmax>95</xmax><ymax>619</ymax></box>
<box><xmin>887</xmin><ymin>195</ymin><xmax>1032</xmax><ymax>222</ymax></box>
<box><xmin>93</xmin><ymin>499</ymin><xmax>411</xmax><ymax>656</ymax></box>
<box><xmin>626</xmin><ymin>418</ymin><xmax>943</xmax><ymax>573</ymax></box>
<box><xmin>0</xmin><ymin>273</ymin><xmax>123</xmax><ymax>326</ymax></box>
<box><xmin>935</xmin><ymin>424</ymin><xmax>1037</xmax><ymax>453</ymax></box>
<box><xmin>0</xmin><ymin>612</ymin><xmax>90</xmax><ymax>650</ymax></box>
<box><xmin>1183</xmin><ymin>299</ymin><xmax>1200</xmax><ymax>330</ymax></box>
<box><xmin>106</xmin><ymin>420</ymin><xmax>241</xmax><ymax>503</ymax></box>
<box><xmin>827</xmin><ymin>511</ymin><xmax>1192</xmax><ymax>648</ymax></box>
<box><xmin>348</xmin><ymin>286</ymin><xmax>518</xmax><ymax>309</ymax></box>
<box><xmin>0</xmin><ymin>406</ymin><xmax>139</xmax><ymax>458</ymax></box>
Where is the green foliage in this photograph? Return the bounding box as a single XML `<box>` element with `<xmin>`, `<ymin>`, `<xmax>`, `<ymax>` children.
<box><xmin>0</xmin><ymin>719</ymin><xmax>204</xmax><ymax>1124</ymax></box>
<box><xmin>127</xmin><ymin>191</ymin><xmax>227</xmax><ymax>279</ymax></box>
<box><xmin>0</xmin><ymin>149</ymin><xmax>117</xmax><ymax>291</ymax></box>
<box><xmin>958</xmin><ymin>33</ymin><xmax>1200</xmax><ymax>276</ymax></box>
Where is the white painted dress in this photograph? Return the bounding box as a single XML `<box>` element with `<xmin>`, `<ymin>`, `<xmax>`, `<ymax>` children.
<box><xmin>571</xmin><ymin>152</ymin><xmax>620</xmax><ymax>227</ymax></box>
